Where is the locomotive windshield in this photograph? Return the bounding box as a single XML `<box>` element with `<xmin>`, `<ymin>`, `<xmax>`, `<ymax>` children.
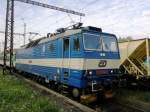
<box><xmin>83</xmin><ymin>33</ymin><xmax>118</xmax><ymax>52</ymax></box>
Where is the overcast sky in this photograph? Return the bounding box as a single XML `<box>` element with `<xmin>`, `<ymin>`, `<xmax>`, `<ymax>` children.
<box><xmin>0</xmin><ymin>0</ymin><xmax>150</xmax><ymax>49</ymax></box>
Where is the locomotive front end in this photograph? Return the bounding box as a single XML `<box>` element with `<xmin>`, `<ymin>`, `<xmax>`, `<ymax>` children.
<box><xmin>81</xmin><ymin>27</ymin><xmax>120</xmax><ymax>101</ymax></box>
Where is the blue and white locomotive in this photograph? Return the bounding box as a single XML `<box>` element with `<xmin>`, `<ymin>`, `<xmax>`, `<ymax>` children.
<box><xmin>15</xmin><ymin>23</ymin><xmax>120</xmax><ymax>101</ymax></box>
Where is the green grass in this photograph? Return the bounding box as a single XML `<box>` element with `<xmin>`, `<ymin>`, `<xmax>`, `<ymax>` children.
<box><xmin>0</xmin><ymin>70</ymin><xmax>63</xmax><ymax>112</ymax></box>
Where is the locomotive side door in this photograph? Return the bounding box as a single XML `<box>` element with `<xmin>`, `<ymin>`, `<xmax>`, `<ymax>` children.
<box><xmin>62</xmin><ymin>37</ymin><xmax>70</xmax><ymax>84</ymax></box>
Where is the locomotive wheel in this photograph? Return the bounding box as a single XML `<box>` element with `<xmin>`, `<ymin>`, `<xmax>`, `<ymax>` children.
<box><xmin>72</xmin><ymin>88</ymin><xmax>80</xmax><ymax>98</ymax></box>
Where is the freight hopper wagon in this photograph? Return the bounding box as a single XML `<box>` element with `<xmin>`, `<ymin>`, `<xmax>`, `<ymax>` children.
<box><xmin>119</xmin><ymin>38</ymin><xmax>150</xmax><ymax>88</ymax></box>
<box><xmin>15</xmin><ymin>25</ymin><xmax>120</xmax><ymax>102</ymax></box>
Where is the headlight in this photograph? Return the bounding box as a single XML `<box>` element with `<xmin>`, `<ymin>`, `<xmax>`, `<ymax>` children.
<box><xmin>110</xmin><ymin>70</ymin><xmax>113</xmax><ymax>73</ymax></box>
<box><xmin>86</xmin><ymin>70</ymin><xmax>93</xmax><ymax>75</ymax></box>
<box><xmin>89</xmin><ymin>71</ymin><xmax>92</xmax><ymax>75</ymax></box>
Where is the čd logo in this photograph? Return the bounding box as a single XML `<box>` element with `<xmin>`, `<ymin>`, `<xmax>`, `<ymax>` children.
<box><xmin>98</xmin><ymin>60</ymin><xmax>107</xmax><ymax>67</ymax></box>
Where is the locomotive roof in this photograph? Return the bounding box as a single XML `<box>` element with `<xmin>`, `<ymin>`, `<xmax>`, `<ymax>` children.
<box><xmin>24</xmin><ymin>28</ymin><xmax>82</xmax><ymax>48</ymax></box>
<box><xmin>24</xmin><ymin>26</ymin><xmax>103</xmax><ymax>49</ymax></box>
<box><xmin>39</xmin><ymin>29</ymin><xmax>81</xmax><ymax>44</ymax></box>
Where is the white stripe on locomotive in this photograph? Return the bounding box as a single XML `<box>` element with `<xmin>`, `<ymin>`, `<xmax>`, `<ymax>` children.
<box><xmin>16</xmin><ymin>58</ymin><xmax>120</xmax><ymax>70</ymax></box>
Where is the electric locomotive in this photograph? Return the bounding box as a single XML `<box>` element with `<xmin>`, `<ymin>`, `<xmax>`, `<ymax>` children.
<box><xmin>13</xmin><ymin>23</ymin><xmax>120</xmax><ymax>102</ymax></box>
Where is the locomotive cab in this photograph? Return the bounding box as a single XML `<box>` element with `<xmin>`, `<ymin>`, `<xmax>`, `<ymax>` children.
<box><xmin>79</xmin><ymin>27</ymin><xmax>120</xmax><ymax>101</ymax></box>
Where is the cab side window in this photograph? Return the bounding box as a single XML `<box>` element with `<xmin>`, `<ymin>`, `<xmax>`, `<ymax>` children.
<box><xmin>73</xmin><ymin>37</ymin><xmax>80</xmax><ymax>51</ymax></box>
<box><xmin>64</xmin><ymin>38</ymin><xmax>69</xmax><ymax>51</ymax></box>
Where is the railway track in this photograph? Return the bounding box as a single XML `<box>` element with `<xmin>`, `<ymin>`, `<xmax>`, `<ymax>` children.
<box><xmin>89</xmin><ymin>98</ymin><xmax>146</xmax><ymax>112</ymax></box>
<box><xmin>1</xmin><ymin>69</ymin><xmax>147</xmax><ymax>112</ymax></box>
<box><xmin>116</xmin><ymin>102</ymin><xmax>145</xmax><ymax>112</ymax></box>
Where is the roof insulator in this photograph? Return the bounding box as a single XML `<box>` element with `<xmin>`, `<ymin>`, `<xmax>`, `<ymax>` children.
<box><xmin>83</xmin><ymin>26</ymin><xmax>102</xmax><ymax>32</ymax></box>
<box><xmin>56</xmin><ymin>28</ymin><xmax>66</xmax><ymax>33</ymax></box>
